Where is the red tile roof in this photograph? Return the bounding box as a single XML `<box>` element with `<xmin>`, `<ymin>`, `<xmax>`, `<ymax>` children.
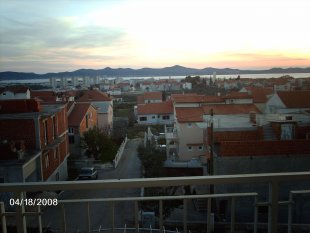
<box><xmin>144</xmin><ymin>91</ymin><xmax>162</xmax><ymax>100</ymax></box>
<box><xmin>137</xmin><ymin>101</ymin><xmax>173</xmax><ymax>115</ymax></box>
<box><xmin>30</xmin><ymin>90</ymin><xmax>56</xmax><ymax>98</ymax></box>
<box><xmin>171</xmin><ymin>93</ymin><xmax>205</xmax><ymax>103</ymax></box>
<box><xmin>277</xmin><ymin>91</ymin><xmax>310</xmax><ymax>108</ymax></box>
<box><xmin>0</xmin><ymin>99</ymin><xmax>41</xmax><ymax>113</ymax></box>
<box><xmin>175</xmin><ymin>107</ymin><xmax>204</xmax><ymax>122</ymax></box>
<box><xmin>202</xmin><ymin>104</ymin><xmax>261</xmax><ymax>114</ymax></box>
<box><xmin>244</xmin><ymin>87</ymin><xmax>273</xmax><ymax>103</ymax></box>
<box><xmin>68</xmin><ymin>103</ymin><xmax>93</xmax><ymax>126</ymax></box>
<box><xmin>76</xmin><ymin>90</ymin><xmax>111</xmax><ymax>102</ymax></box>
<box><xmin>204</xmin><ymin>96</ymin><xmax>224</xmax><ymax>103</ymax></box>
<box><xmin>0</xmin><ymin>85</ymin><xmax>29</xmax><ymax>94</ymax></box>
<box><xmin>137</xmin><ymin>96</ymin><xmax>145</xmax><ymax>105</ymax></box>
<box><xmin>222</xmin><ymin>91</ymin><xmax>253</xmax><ymax>99</ymax></box>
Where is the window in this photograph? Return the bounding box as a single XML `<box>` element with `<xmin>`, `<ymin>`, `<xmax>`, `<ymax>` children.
<box><xmin>86</xmin><ymin>114</ymin><xmax>89</xmax><ymax>128</ymax></box>
<box><xmin>0</xmin><ymin>177</ymin><xmax>4</xmax><ymax>183</ymax></box>
<box><xmin>54</xmin><ymin>147</ymin><xmax>59</xmax><ymax>160</ymax></box>
<box><xmin>52</xmin><ymin>116</ymin><xmax>57</xmax><ymax>139</ymax></box>
<box><xmin>187</xmin><ymin>146</ymin><xmax>192</xmax><ymax>151</ymax></box>
<box><xmin>69</xmin><ymin>135</ymin><xmax>75</xmax><ymax>144</ymax></box>
<box><xmin>45</xmin><ymin>154</ymin><xmax>49</xmax><ymax>168</ymax></box>
<box><xmin>55</xmin><ymin>172</ymin><xmax>59</xmax><ymax>181</ymax></box>
<box><xmin>139</xmin><ymin>116</ymin><xmax>147</xmax><ymax>121</ymax></box>
<box><xmin>152</xmin><ymin>116</ymin><xmax>156</xmax><ymax>119</ymax></box>
<box><xmin>163</xmin><ymin>115</ymin><xmax>170</xmax><ymax>120</ymax></box>
<box><xmin>187</xmin><ymin>123</ymin><xmax>192</xmax><ymax>128</ymax></box>
<box><xmin>198</xmin><ymin>146</ymin><xmax>203</xmax><ymax>151</ymax></box>
<box><xmin>68</xmin><ymin>127</ymin><xmax>74</xmax><ymax>134</ymax></box>
<box><xmin>43</xmin><ymin>120</ymin><xmax>48</xmax><ymax>145</ymax></box>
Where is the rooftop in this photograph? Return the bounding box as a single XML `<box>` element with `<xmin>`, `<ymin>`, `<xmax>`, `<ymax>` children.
<box><xmin>0</xmin><ymin>85</ymin><xmax>29</xmax><ymax>94</ymax></box>
<box><xmin>277</xmin><ymin>91</ymin><xmax>310</xmax><ymax>108</ymax></box>
<box><xmin>203</xmin><ymin>104</ymin><xmax>261</xmax><ymax>115</ymax></box>
<box><xmin>171</xmin><ymin>93</ymin><xmax>205</xmax><ymax>103</ymax></box>
<box><xmin>68</xmin><ymin>103</ymin><xmax>93</xmax><ymax>127</ymax></box>
<box><xmin>143</xmin><ymin>91</ymin><xmax>162</xmax><ymax>100</ymax></box>
<box><xmin>137</xmin><ymin>101</ymin><xmax>173</xmax><ymax>115</ymax></box>
<box><xmin>77</xmin><ymin>89</ymin><xmax>111</xmax><ymax>102</ymax></box>
<box><xmin>175</xmin><ymin>107</ymin><xmax>204</xmax><ymax>122</ymax></box>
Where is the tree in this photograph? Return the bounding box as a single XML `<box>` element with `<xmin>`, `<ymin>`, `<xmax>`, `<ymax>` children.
<box><xmin>80</xmin><ymin>127</ymin><xmax>118</xmax><ymax>163</ymax></box>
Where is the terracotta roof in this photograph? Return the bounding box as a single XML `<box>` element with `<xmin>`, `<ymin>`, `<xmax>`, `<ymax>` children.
<box><xmin>68</xmin><ymin>103</ymin><xmax>93</xmax><ymax>126</ymax></box>
<box><xmin>202</xmin><ymin>104</ymin><xmax>261</xmax><ymax>114</ymax></box>
<box><xmin>0</xmin><ymin>85</ymin><xmax>29</xmax><ymax>94</ymax></box>
<box><xmin>34</xmin><ymin>96</ymin><xmax>57</xmax><ymax>103</ymax></box>
<box><xmin>222</xmin><ymin>91</ymin><xmax>253</xmax><ymax>99</ymax></box>
<box><xmin>137</xmin><ymin>96</ymin><xmax>145</xmax><ymax>105</ymax></box>
<box><xmin>137</xmin><ymin>101</ymin><xmax>173</xmax><ymax>115</ymax></box>
<box><xmin>277</xmin><ymin>91</ymin><xmax>310</xmax><ymax>108</ymax></box>
<box><xmin>0</xmin><ymin>99</ymin><xmax>41</xmax><ymax>113</ymax></box>
<box><xmin>171</xmin><ymin>94</ymin><xmax>205</xmax><ymax>103</ymax></box>
<box><xmin>245</xmin><ymin>87</ymin><xmax>273</xmax><ymax>103</ymax></box>
<box><xmin>175</xmin><ymin>107</ymin><xmax>204</xmax><ymax>122</ymax></box>
<box><xmin>31</xmin><ymin>90</ymin><xmax>56</xmax><ymax>98</ymax></box>
<box><xmin>144</xmin><ymin>91</ymin><xmax>162</xmax><ymax>100</ymax></box>
<box><xmin>204</xmin><ymin>96</ymin><xmax>224</xmax><ymax>103</ymax></box>
<box><xmin>76</xmin><ymin>90</ymin><xmax>111</xmax><ymax>102</ymax></box>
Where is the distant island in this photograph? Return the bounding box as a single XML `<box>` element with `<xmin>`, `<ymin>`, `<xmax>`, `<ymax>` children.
<box><xmin>1</xmin><ymin>65</ymin><xmax>310</xmax><ymax>81</ymax></box>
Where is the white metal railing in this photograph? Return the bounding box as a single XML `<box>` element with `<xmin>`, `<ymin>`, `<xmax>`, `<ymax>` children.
<box><xmin>1</xmin><ymin>172</ymin><xmax>310</xmax><ymax>233</ymax></box>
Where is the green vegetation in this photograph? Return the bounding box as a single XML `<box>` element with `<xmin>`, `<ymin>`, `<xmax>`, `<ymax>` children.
<box><xmin>80</xmin><ymin>127</ymin><xmax>118</xmax><ymax>163</ymax></box>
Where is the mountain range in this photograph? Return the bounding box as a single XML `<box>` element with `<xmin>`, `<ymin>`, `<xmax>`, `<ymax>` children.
<box><xmin>1</xmin><ymin>65</ymin><xmax>310</xmax><ymax>80</ymax></box>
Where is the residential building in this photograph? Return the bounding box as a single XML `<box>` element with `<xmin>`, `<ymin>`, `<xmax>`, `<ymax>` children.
<box><xmin>0</xmin><ymin>99</ymin><xmax>70</xmax><ymax>182</ymax></box>
<box><xmin>222</xmin><ymin>91</ymin><xmax>253</xmax><ymax>104</ymax></box>
<box><xmin>265</xmin><ymin>90</ymin><xmax>310</xmax><ymax>114</ymax></box>
<box><xmin>239</xmin><ymin>86</ymin><xmax>273</xmax><ymax>112</ymax></box>
<box><xmin>68</xmin><ymin>102</ymin><xmax>98</xmax><ymax>157</ymax></box>
<box><xmin>170</xmin><ymin>107</ymin><xmax>206</xmax><ymax>161</ymax></box>
<box><xmin>136</xmin><ymin>101</ymin><xmax>174</xmax><ymax>125</ymax></box>
<box><xmin>137</xmin><ymin>91</ymin><xmax>163</xmax><ymax>104</ymax></box>
<box><xmin>76</xmin><ymin>89</ymin><xmax>113</xmax><ymax>131</ymax></box>
<box><xmin>0</xmin><ymin>85</ymin><xmax>30</xmax><ymax>100</ymax></box>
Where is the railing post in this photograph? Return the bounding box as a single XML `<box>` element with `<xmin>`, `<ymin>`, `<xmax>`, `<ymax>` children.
<box><xmin>134</xmin><ymin>200</ymin><xmax>139</xmax><ymax>233</ymax></box>
<box><xmin>288</xmin><ymin>193</ymin><xmax>293</xmax><ymax>233</ymax></box>
<box><xmin>15</xmin><ymin>192</ymin><xmax>27</xmax><ymax>233</ymax></box>
<box><xmin>86</xmin><ymin>202</ymin><xmax>91</xmax><ymax>233</ymax></box>
<box><xmin>268</xmin><ymin>181</ymin><xmax>279</xmax><ymax>233</ymax></box>
<box><xmin>254</xmin><ymin>196</ymin><xmax>258</xmax><ymax>233</ymax></box>
<box><xmin>207</xmin><ymin>198</ymin><xmax>211</xmax><ymax>233</ymax></box>
<box><xmin>183</xmin><ymin>199</ymin><xmax>187</xmax><ymax>233</ymax></box>
<box><xmin>230</xmin><ymin>197</ymin><xmax>235</xmax><ymax>233</ymax></box>
<box><xmin>37</xmin><ymin>205</ymin><xmax>42</xmax><ymax>233</ymax></box>
<box><xmin>111</xmin><ymin>202</ymin><xmax>115</xmax><ymax>233</ymax></box>
<box><xmin>61</xmin><ymin>203</ymin><xmax>67</xmax><ymax>233</ymax></box>
<box><xmin>159</xmin><ymin>200</ymin><xmax>163</xmax><ymax>233</ymax></box>
<box><xmin>0</xmin><ymin>202</ymin><xmax>7</xmax><ymax>233</ymax></box>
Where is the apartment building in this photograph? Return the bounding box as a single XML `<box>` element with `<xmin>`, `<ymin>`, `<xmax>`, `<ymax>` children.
<box><xmin>0</xmin><ymin>99</ymin><xmax>69</xmax><ymax>182</ymax></box>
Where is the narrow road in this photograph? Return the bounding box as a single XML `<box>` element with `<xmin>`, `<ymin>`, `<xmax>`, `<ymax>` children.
<box><xmin>41</xmin><ymin>138</ymin><xmax>142</xmax><ymax>232</ymax></box>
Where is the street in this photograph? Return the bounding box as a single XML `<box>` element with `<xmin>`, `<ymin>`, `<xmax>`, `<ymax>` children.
<box><xmin>41</xmin><ymin>138</ymin><xmax>142</xmax><ymax>232</ymax></box>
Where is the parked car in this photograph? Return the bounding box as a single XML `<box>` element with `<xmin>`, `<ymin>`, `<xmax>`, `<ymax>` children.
<box><xmin>78</xmin><ymin>167</ymin><xmax>98</xmax><ymax>180</ymax></box>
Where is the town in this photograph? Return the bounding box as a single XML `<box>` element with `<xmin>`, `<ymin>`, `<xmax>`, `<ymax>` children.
<box><xmin>1</xmin><ymin>73</ymin><xmax>310</xmax><ymax>233</ymax></box>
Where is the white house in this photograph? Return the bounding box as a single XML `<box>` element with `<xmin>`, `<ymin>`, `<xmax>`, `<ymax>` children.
<box><xmin>0</xmin><ymin>86</ymin><xmax>30</xmax><ymax>100</ymax></box>
<box><xmin>137</xmin><ymin>101</ymin><xmax>174</xmax><ymax>125</ymax></box>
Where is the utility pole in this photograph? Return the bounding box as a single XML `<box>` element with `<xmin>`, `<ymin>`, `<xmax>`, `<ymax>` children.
<box><xmin>209</xmin><ymin>108</ymin><xmax>214</xmax><ymax>195</ymax></box>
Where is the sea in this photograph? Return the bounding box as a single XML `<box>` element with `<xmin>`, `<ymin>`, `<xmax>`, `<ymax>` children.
<box><xmin>0</xmin><ymin>73</ymin><xmax>310</xmax><ymax>84</ymax></box>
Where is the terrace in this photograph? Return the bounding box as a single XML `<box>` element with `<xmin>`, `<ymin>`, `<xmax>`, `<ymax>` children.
<box><xmin>0</xmin><ymin>172</ymin><xmax>310</xmax><ymax>233</ymax></box>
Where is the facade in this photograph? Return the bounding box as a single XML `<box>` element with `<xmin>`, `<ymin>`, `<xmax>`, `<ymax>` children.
<box><xmin>0</xmin><ymin>99</ymin><xmax>70</xmax><ymax>182</ymax></box>
<box><xmin>68</xmin><ymin>103</ymin><xmax>98</xmax><ymax>156</ymax></box>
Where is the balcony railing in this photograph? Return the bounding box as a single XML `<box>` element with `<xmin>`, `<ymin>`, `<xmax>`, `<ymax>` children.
<box><xmin>1</xmin><ymin>172</ymin><xmax>310</xmax><ymax>233</ymax></box>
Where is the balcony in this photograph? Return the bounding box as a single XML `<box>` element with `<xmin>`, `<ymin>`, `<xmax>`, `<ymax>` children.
<box><xmin>0</xmin><ymin>172</ymin><xmax>310</xmax><ymax>233</ymax></box>
<box><xmin>165</xmin><ymin>127</ymin><xmax>177</xmax><ymax>140</ymax></box>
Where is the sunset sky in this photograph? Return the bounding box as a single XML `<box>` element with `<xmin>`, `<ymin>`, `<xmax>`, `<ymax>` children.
<box><xmin>0</xmin><ymin>0</ymin><xmax>310</xmax><ymax>73</ymax></box>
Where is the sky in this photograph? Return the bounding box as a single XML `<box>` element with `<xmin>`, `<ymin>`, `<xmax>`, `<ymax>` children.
<box><xmin>0</xmin><ymin>0</ymin><xmax>310</xmax><ymax>73</ymax></box>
